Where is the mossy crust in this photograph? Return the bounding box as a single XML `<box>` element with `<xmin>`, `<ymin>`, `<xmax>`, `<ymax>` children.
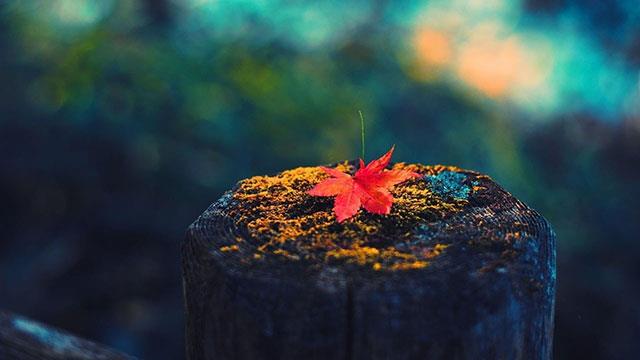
<box><xmin>223</xmin><ymin>161</ymin><xmax>478</xmax><ymax>271</ymax></box>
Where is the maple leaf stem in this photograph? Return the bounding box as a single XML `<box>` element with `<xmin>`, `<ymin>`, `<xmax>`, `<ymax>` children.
<box><xmin>358</xmin><ymin>110</ymin><xmax>365</xmax><ymax>161</ymax></box>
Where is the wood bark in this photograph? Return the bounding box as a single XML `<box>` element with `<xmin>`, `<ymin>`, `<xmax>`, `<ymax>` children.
<box><xmin>182</xmin><ymin>169</ymin><xmax>556</xmax><ymax>360</ymax></box>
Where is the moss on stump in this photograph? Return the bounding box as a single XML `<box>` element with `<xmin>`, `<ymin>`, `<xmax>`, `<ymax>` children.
<box><xmin>182</xmin><ymin>161</ymin><xmax>556</xmax><ymax>360</ymax></box>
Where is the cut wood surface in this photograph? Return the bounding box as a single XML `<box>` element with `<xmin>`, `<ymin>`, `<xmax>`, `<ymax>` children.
<box><xmin>182</xmin><ymin>162</ymin><xmax>556</xmax><ymax>360</ymax></box>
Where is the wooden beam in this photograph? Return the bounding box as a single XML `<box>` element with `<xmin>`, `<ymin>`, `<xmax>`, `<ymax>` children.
<box><xmin>0</xmin><ymin>310</ymin><xmax>135</xmax><ymax>359</ymax></box>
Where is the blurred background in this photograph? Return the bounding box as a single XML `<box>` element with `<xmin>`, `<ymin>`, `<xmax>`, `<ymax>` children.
<box><xmin>1</xmin><ymin>0</ymin><xmax>639</xmax><ymax>358</ymax></box>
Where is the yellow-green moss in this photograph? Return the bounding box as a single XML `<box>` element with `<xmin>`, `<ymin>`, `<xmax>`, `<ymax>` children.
<box><xmin>227</xmin><ymin>162</ymin><xmax>471</xmax><ymax>271</ymax></box>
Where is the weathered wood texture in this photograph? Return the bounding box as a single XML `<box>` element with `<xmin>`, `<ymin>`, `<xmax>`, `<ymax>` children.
<box><xmin>0</xmin><ymin>310</ymin><xmax>135</xmax><ymax>360</ymax></box>
<box><xmin>182</xmin><ymin>165</ymin><xmax>556</xmax><ymax>360</ymax></box>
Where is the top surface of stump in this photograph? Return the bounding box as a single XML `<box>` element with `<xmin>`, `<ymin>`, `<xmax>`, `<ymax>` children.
<box><xmin>222</xmin><ymin>162</ymin><xmax>472</xmax><ymax>271</ymax></box>
<box><xmin>188</xmin><ymin>161</ymin><xmax>554</xmax><ymax>287</ymax></box>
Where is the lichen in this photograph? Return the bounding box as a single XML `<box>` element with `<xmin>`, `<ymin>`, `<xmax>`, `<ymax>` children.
<box><xmin>424</xmin><ymin>170</ymin><xmax>473</xmax><ymax>200</ymax></box>
<box><xmin>226</xmin><ymin>162</ymin><xmax>474</xmax><ymax>271</ymax></box>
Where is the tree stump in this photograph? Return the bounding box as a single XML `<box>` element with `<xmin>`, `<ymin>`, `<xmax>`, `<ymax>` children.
<box><xmin>182</xmin><ymin>162</ymin><xmax>556</xmax><ymax>360</ymax></box>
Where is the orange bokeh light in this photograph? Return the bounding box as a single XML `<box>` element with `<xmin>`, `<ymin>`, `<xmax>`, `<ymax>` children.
<box><xmin>413</xmin><ymin>27</ymin><xmax>452</xmax><ymax>67</ymax></box>
<box><xmin>457</xmin><ymin>36</ymin><xmax>545</xmax><ymax>98</ymax></box>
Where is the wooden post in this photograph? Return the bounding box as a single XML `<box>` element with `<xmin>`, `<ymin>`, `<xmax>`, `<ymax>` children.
<box><xmin>0</xmin><ymin>310</ymin><xmax>135</xmax><ymax>359</ymax></box>
<box><xmin>182</xmin><ymin>164</ymin><xmax>556</xmax><ymax>360</ymax></box>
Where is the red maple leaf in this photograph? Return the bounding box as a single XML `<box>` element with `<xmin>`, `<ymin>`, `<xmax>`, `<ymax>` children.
<box><xmin>308</xmin><ymin>146</ymin><xmax>421</xmax><ymax>222</ymax></box>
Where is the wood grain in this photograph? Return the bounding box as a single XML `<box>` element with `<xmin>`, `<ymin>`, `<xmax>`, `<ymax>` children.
<box><xmin>182</xmin><ymin>165</ymin><xmax>556</xmax><ymax>360</ymax></box>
